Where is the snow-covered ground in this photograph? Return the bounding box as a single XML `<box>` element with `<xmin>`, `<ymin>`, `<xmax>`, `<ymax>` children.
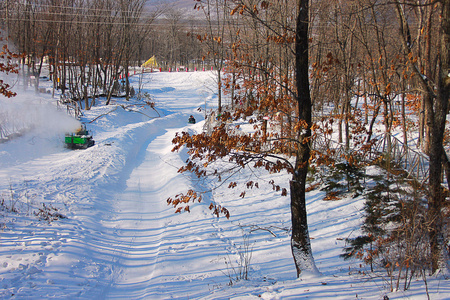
<box><xmin>0</xmin><ymin>71</ymin><xmax>448</xmax><ymax>299</ymax></box>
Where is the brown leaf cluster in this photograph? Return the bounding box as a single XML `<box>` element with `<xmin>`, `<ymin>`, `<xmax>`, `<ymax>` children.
<box><xmin>0</xmin><ymin>41</ymin><xmax>20</xmax><ymax>98</ymax></box>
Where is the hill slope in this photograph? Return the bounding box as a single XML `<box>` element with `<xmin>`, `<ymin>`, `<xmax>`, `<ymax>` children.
<box><xmin>0</xmin><ymin>71</ymin><xmax>447</xmax><ymax>299</ymax></box>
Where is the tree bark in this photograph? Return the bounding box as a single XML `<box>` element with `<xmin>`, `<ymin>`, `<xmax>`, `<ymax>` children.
<box><xmin>290</xmin><ymin>172</ymin><xmax>318</xmax><ymax>277</ymax></box>
<box><xmin>428</xmin><ymin>0</ymin><xmax>450</xmax><ymax>274</ymax></box>
<box><xmin>291</xmin><ymin>0</ymin><xmax>319</xmax><ymax>277</ymax></box>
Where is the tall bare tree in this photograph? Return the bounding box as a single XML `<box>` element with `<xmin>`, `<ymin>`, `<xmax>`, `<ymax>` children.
<box><xmin>395</xmin><ymin>0</ymin><xmax>450</xmax><ymax>274</ymax></box>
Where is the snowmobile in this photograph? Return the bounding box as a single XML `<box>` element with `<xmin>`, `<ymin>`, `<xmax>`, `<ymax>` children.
<box><xmin>65</xmin><ymin>124</ymin><xmax>95</xmax><ymax>149</ymax></box>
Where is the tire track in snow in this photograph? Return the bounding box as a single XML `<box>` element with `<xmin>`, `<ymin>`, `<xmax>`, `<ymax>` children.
<box><xmin>104</xmin><ymin>119</ymin><xmax>195</xmax><ymax>299</ymax></box>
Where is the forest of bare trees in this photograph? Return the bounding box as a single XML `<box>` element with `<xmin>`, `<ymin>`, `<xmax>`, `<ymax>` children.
<box><xmin>167</xmin><ymin>0</ymin><xmax>450</xmax><ymax>281</ymax></box>
<box><xmin>0</xmin><ymin>0</ymin><xmax>205</xmax><ymax>106</ymax></box>
<box><xmin>1</xmin><ymin>0</ymin><xmax>449</xmax><ymax>286</ymax></box>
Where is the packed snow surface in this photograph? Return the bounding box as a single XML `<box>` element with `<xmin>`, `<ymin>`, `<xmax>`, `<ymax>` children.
<box><xmin>0</xmin><ymin>71</ymin><xmax>448</xmax><ymax>299</ymax></box>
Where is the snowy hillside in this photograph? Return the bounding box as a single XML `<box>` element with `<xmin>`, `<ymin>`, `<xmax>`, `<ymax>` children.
<box><xmin>0</xmin><ymin>71</ymin><xmax>447</xmax><ymax>299</ymax></box>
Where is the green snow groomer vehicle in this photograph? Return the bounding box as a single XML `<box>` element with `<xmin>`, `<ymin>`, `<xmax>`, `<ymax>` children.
<box><xmin>65</xmin><ymin>124</ymin><xmax>95</xmax><ymax>149</ymax></box>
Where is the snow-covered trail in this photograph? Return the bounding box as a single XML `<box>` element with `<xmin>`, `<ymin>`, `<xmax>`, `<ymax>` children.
<box><xmin>106</xmin><ymin>133</ymin><xmax>172</xmax><ymax>297</ymax></box>
<box><xmin>0</xmin><ymin>71</ymin><xmax>221</xmax><ymax>298</ymax></box>
<box><xmin>100</xmin><ymin>73</ymin><xmax>220</xmax><ymax>297</ymax></box>
<box><xmin>103</xmin><ymin>123</ymin><xmax>195</xmax><ymax>298</ymax></box>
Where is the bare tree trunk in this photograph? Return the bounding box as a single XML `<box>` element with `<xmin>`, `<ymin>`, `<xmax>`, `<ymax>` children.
<box><xmin>428</xmin><ymin>0</ymin><xmax>450</xmax><ymax>273</ymax></box>
<box><xmin>396</xmin><ymin>0</ymin><xmax>450</xmax><ymax>274</ymax></box>
<box><xmin>290</xmin><ymin>177</ymin><xmax>318</xmax><ymax>277</ymax></box>
<box><xmin>420</xmin><ymin>7</ymin><xmax>434</xmax><ymax>153</ymax></box>
<box><xmin>291</xmin><ymin>0</ymin><xmax>319</xmax><ymax>277</ymax></box>
<box><xmin>217</xmin><ymin>69</ymin><xmax>222</xmax><ymax>114</ymax></box>
<box><xmin>401</xmin><ymin>91</ymin><xmax>408</xmax><ymax>148</ymax></box>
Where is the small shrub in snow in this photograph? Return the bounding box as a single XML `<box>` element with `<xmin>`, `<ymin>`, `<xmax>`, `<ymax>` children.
<box><xmin>221</xmin><ymin>233</ymin><xmax>253</xmax><ymax>286</ymax></box>
<box><xmin>34</xmin><ymin>203</ymin><xmax>66</xmax><ymax>222</ymax></box>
